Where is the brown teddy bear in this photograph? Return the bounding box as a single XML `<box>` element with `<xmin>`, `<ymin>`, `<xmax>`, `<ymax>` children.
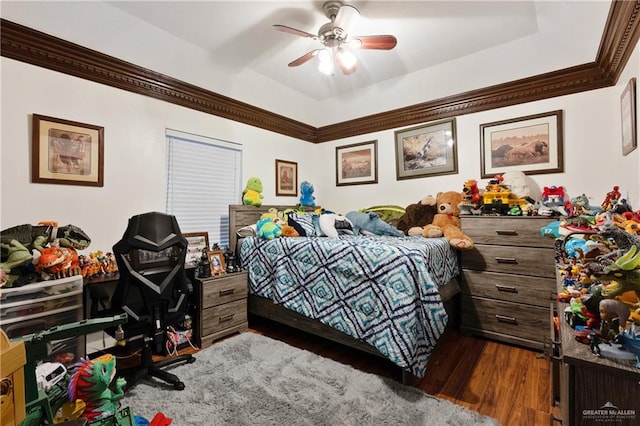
<box><xmin>422</xmin><ymin>191</ymin><xmax>474</xmax><ymax>249</ymax></box>
<box><xmin>396</xmin><ymin>195</ymin><xmax>437</xmax><ymax>236</ymax></box>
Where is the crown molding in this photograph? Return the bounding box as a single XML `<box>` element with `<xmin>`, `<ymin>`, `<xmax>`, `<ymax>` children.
<box><xmin>1</xmin><ymin>0</ymin><xmax>638</xmax><ymax>144</ymax></box>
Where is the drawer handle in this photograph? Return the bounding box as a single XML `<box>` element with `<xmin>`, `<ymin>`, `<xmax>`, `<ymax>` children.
<box><xmin>495</xmin><ymin>257</ymin><xmax>518</xmax><ymax>264</ymax></box>
<box><xmin>219</xmin><ymin>289</ymin><xmax>235</xmax><ymax>296</ymax></box>
<box><xmin>219</xmin><ymin>314</ymin><xmax>235</xmax><ymax>323</ymax></box>
<box><xmin>495</xmin><ymin>285</ymin><xmax>517</xmax><ymax>293</ymax></box>
<box><xmin>495</xmin><ymin>230</ymin><xmax>517</xmax><ymax>236</ymax></box>
<box><xmin>495</xmin><ymin>314</ymin><xmax>517</xmax><ymax>324</ymax></box>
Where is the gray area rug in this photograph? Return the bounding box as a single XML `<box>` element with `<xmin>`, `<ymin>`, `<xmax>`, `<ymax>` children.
<box><xmin>121</xmin><ymin>333</ymin><xmax>499</xmax><ymax>425</ymax></box>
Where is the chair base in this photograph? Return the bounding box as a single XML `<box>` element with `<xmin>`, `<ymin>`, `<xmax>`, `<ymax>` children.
<box><xmin>118</xmin><ymin>338</ymin><xmax>196</xmax><ymax>392</ymax></box>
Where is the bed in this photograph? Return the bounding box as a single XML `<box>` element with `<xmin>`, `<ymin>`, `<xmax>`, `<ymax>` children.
<box><xmin>229</xmin><ymin>204</ymin><xmax>461</xmax><ymax>381</ymax></box>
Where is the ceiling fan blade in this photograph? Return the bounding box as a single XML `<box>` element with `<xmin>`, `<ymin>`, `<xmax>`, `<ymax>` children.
<box><xmin>273</xmin><ymin>24</ymin><xmax>317</xmax><ymax>40</ymax></box>
<box><xmin>288</xmin><ymin>50</ymin><xmax>319</xmax><ymax>67</ymax></box>
<box><xmin>351</xmin><ymin>35</ymin><xmax>398</xmax><ymax>50</ymax></box>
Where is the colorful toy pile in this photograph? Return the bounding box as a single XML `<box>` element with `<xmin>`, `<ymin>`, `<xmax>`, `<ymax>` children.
<box><xmin>552</xmin><ymin>186</ymin><xmax>640</xmax><ymax>366</ymax></box>
<box><xmin>0</xmin><ymin>222</ymin><xmax>92</xmax><ymax>287</ymax></box>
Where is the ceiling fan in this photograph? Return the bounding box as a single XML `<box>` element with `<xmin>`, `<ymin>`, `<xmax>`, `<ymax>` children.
<box><xmin>273</xmin><ymin>1</ymin><xmax>397</xmax><ymax>75</ymax></box>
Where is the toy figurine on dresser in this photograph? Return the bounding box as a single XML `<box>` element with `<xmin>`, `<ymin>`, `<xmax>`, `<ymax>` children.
<box><xmin>197</xmin><ymin>248</ymin><xmax>211</xmax><ymax>279</ymax></box>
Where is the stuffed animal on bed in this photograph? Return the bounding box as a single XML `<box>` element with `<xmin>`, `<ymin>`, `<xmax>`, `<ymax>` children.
<box><xmin>396</xmin><ymin>195</ymin><xmax>438</xmax><ymax>236</ymax></box>
<box><xmin>256</xmin><ymin>218</ymin><xmax>282</xmax><ymax>240</ymax></box>
<box><xmin>422</xmin><ymin>191</ymin><xmax>474</xmax><ymax>249</ymax></box>
<box><xmin>316</xmin><ymin>214</ymin><xmax>352</xmax><ymax>238</ymax></box>
<box><xmin>345</xmin><ymin>211</ymin><xmax>403</xmax><ymax>236</ymax></box>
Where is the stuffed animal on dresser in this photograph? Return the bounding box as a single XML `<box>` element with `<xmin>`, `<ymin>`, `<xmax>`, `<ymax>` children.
<box><xmin>422</xmin><ymin>191</ymin><xmax>474</xmax><ymax>249</ymax></box>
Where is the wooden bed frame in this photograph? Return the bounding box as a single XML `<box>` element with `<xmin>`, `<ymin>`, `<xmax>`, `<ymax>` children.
<box><xmin>229</xmin><ymin>204</ymin><xmax>460</xmax><ymax>383</ymax></box>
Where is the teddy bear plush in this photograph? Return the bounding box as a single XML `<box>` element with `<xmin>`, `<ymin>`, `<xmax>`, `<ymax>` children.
<box><xmin>396</xmin><ymin>195</ymin><xmax>437</xmax><ymax>236</ymax></box>
<box><xmin>422</xmin><ymin>191</ymin><xmax>474</xmax><ymax>249</ymax></box>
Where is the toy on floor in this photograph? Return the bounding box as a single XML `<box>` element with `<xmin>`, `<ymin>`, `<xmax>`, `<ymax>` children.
<box><xmin>67</xmin><ymin>354</ymin><xmax>126</xmax><ymax>423</ymax></box>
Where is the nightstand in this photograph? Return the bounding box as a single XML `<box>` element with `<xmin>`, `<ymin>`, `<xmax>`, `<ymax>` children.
<box><xmin>193</xmin><ymin>271</ymin><xmax>248</xmax><ymax>348</ymax></box>
<box><xmin>459</xmin><ymin>215</ymin><xmax>556</xmax><ymax>350</ymax></box>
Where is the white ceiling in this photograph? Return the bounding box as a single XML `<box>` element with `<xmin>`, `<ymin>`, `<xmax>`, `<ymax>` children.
<box><xmin>104</xmin><ymin>0</ymin><xmax>611</xmax><ymax>100</ymax></box>
<box><xmin>1</xmin><ymin>1</ymin><xmax>613</xmax><ymax>125</ymax></box>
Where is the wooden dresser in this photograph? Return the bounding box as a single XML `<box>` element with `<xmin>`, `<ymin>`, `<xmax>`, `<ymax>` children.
<box><xmin>193</xmin><ymin>271</ymin><xmax>248</xmax><ymax>348</ymax></box>
<box><xmin>459</xmin><ymin>216</ymin><xmax>556</xmax><ymax>350</ymax></box>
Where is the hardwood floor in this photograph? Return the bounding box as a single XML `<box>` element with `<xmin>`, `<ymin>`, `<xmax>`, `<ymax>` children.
<box><xmin>247</xmin><ymin>316</ymin><xmax>552</xmax><ymax>426</ymax></box>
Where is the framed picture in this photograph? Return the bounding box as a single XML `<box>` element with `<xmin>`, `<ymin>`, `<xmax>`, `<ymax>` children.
<box><xmin>275</xmin><ymin>159</ymin><xmax>298</xmax><ymax>196</ymax></box>
<box><xmin>480</xmin><ymin>110</ymin><xmax>564</xmax><ymax>178</ymax></box>
<box><xmin>183</xmin><ymin>232</ymin><xmax>210</xmax><ymax>268</ymax></box>
<box><xmin>335</xmin><ymin>140</ymin><xmax>378</xmax><ymax>186</ymax></box>
<box><xmin>32</xmin><ymin>114</ymin><xmax>104</xmax><ymax>186</ymax></box>
<box><xmin>621</xmin><ymin>77</ymin><xmax>637</xmax><ymax>156</ymax></box>
<box><xmin>207</xmin><ymin>250</ymin><xmax>225</xmax><ymax>275</ymax></box>
<box><xmin>394</xmin><ymin>119</ymin><xmax>457</xmax><ymax>180</ymax></box>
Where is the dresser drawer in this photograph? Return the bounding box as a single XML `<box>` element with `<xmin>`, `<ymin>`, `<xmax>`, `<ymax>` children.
<box><xmin>201</xmin><ymin>273</ymin><xmax>248</xmax><ymax>309</ymax></box>
<box><xmin>462</xmin><ymin>244</ymin><xmax>555</xmax><ymax>278</ymax></box>
<box><xmin>201</xmin><ymin>299</ymin><xmax>247</xmax><ymax>337</ymax></box>
<box><xmin>461</xmin><ymin>295</ymin><xmax>549</xmax><ymax>343</ymax></box>
<box><xmin>460</xmin><ymin>270</ymin><xmax>555</xmax><ymax>307</ymax></box>
<box><xmin>462</xmin><ymin>217</ymin><xmax>554</xmax><ymax>248</ymax></box>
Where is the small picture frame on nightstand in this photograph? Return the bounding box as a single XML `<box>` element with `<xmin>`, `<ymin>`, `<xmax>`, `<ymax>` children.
<box><xmin>207</xmin><ymin>250</ymin><xmax>225</xmax><ymax>275</ymax></box>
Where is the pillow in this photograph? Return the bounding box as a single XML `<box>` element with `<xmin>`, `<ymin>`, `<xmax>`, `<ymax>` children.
<box><xmin>236</xmin><ymin>224</ymin><xmax>257</xmax><ymax>237</ymax></box>
<box><xmin>287</xmin><ymin>212</ymin><xmax>317</xmax><ymax>237</ymax></box>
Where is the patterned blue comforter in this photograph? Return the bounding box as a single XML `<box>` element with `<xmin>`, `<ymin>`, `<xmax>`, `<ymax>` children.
<box><xmin>240</xmin><ymin>235</ymin><xmax>459</xmax><ymax>377</ymax></box>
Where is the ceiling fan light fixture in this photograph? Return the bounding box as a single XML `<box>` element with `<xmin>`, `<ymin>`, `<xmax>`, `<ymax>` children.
<box><xmin>336</xmin><ymin>47</ymin><xmax>357</xmax><ymax>71</ymax></box>
<box><xmin>317</xmin><ymin>48</ymin><xmax>334</xmax><ymax>75</ymax></box>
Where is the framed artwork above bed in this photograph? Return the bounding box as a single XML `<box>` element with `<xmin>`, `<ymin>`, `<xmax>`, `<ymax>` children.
<box><xmin>394</xmin><ymin>119</ymin><xmax>457</xmax><ymax>180</ymax></box>
<box><xmin>335</xmin><ymin>140</ymin><xmax>378</xmax><ymax>186</ymax></box>
<box><xmin>275</xmin><ymin>159</ymin><xmax>298</xmax><ymax>196</ymax></box>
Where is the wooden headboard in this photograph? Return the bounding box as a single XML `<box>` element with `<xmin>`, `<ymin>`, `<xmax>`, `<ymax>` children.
<box><xmin>228</xmin><ymin>204</ymin><xmax>316</xmax><ymax>253</ymax></box>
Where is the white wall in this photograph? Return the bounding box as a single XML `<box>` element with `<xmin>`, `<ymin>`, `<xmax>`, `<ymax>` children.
<box><xmin>2</xmin><ymin>43</ymin><xmax>639</xmax><ymax>255</ymax></box>
<box><xmin>0</xmin><ymin>58</ymin><xmax>323</xmax><ymax>254</ymax></box>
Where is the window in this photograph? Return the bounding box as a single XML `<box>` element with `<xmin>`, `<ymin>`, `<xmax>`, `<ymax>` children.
<box><xmin>166</xmin><ymin>129</ymin><xmax>242</xmax><ymax>248</ymax></box>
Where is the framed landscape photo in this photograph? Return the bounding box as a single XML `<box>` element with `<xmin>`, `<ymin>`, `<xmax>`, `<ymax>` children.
<box><xmin>32</xmin><ymin>114</ymin><xmax>104</xmax><ymax>186</ymax></box>
<box><xmin>207</xmin><ymin>250</ymin><xmax>225</xmax><ymax>275</ymax></box>
<box><xmin>480</xmin><ymin>110</ymin><xmax>563</xmax><ymax>178</ymax></box>
<box><xmin>621</xmin><ymin>77</ymin><xmax>637</xmax><ymax>156</ymax></box>
<box><xmin>394</xmin><ymin>119</ymin><xmax>457</xmax><ymax>180</ymax></box>
<box><xmin>275</xmin><ymin>159</ymin><xmax>298</xmax><ymax>196</ymax></box>
<box><xmin>335</xmin><ymin>140</ymin><xmax>378</xmax><ymax>186</ymax></box>
<box><xmin>183</xmin><ymin>232</ymin><xmax>210</xmax><ymax>268</ymax></box>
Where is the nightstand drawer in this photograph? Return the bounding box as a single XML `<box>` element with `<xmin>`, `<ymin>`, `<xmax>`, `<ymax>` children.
<box><xmin>461</xmin><ymin>217</ymin><xmax>554</xmax><ymax>248</ymax></box>
<box><xmin>461</xmin><ymin>244</ymin><xmax>555</xmax><ymax>277</ymax></box>
<box><xmin>460</xmin><ymin>270</ymin><xmax>555</xmax><ymax>307</ymax></box>
<box><xmin>461</xmin><ymin>295</ymin><xmax>549</xmax><ymax>343</ymax></box>
<box><xmin>201</xmin><ymin>274</ymin><xmax>248</xmax><ymax>308</ymax></box>
<box><xmin>201</xmin><ymin>299</ymin><xmax>247</xmax><ymax>337</ymax></box>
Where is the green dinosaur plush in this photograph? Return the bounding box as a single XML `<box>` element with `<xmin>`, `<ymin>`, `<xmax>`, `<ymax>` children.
<box><xmin>67</xmin><ymin>354</ymin><xmax>126</xmax><ymax>423</ymax></box>
<box><xmin>242</xmin><ymin>177</ymin><xmax>264</xmax><ymax>207</ymax></box>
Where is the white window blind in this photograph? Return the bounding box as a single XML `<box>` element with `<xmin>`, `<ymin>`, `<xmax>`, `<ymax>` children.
<box><xmin>166</xmin><ymin>129</ymin><xmax>242</xmax><ymax>248</ymax></box>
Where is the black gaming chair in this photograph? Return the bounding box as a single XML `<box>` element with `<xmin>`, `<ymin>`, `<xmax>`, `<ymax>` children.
<box><xmin>110</xmin><ymin>211</ymin><xmax>196</xmax><ymax>390</ymax></box>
